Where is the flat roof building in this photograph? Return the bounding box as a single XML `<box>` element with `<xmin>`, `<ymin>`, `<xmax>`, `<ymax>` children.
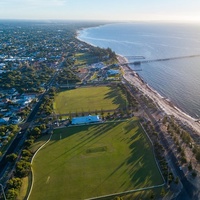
<box><xmin>71</xmin><ymin>115</ymin><xmax>101</xmax><ymax>125</ymax></box>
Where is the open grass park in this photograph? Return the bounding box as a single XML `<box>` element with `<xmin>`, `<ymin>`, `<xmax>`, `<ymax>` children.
<box><xmin>74</xmin><ymin>53</ymin><xmax>99</xmax><ymax>66</ymax></box>
<box><xmin>53</xmin><ymin>85</ymin><xmax>127</xmax><ymax>114</ymax></box>
<box><xmin>29</xmin><ymin>118</ymin><xmax>164</xmax><ymax>200</ymax></box>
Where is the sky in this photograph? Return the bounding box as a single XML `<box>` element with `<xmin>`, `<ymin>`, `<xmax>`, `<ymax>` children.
<box><xmin>1</xmin><ymin>0</ymin><xmax>200</xmax><ymax>22</ymax></box>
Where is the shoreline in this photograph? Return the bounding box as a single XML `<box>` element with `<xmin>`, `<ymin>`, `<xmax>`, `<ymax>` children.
<box><xmin>76</xmin><ymin>28</ymin><xmax>200</xmax><ymax>135</ymax></box>
<box><xmin>117</xmin><ymin>54</ymin><xmax>200</xmax><ymax>135</ymax></box>
<box><xmin>76</xmin><ymin>29</ymin><xmax>103</xmax><ymax>49</ymax></box>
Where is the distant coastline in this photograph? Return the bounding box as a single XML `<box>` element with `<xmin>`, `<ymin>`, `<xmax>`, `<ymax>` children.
<box><xmin>77</xmin><ymin>23</ymin><xmax>200</xmax><ymax>120</ymax></box>
<box><xmin>77</xmin><ymin>25</ymin><xmax>200</xmax><ymax>135</ymax></box>
<box><xmin>76</xmin><ymin>27</ymin><xmax>102</xmax><ymax>48</ymax></box>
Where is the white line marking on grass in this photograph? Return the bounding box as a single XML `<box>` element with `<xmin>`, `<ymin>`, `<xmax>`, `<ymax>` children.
<box><xmin>85</xmin><ymin>183</ymin><xmax>165</xmax><ymax>200</ymax></box>
<box><xmin>46</xmin><ymin>176</ymin><xmax>50</xmax><ymax>184</ymax></box>
<box><xmin>27</xmin><ymin>133</ymin><xmax>53</xmax><ymax>200</ymax></box>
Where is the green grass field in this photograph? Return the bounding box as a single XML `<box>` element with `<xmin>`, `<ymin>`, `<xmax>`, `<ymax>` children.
<box><xmin>53</xmin><ymin>86</ymin><xmax>127</xmax><ymax>114</ymax></box>
<box><xmin>74</xmin><ymin>53</ymin><xmax>98</xmax><ymax>66</ymax></box>
<box><xmin>29</xmin><ymin>119</ymin><xmax>164</xmax><ymax>200</ymax></box>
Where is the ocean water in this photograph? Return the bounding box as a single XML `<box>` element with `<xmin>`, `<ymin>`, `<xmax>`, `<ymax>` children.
<box><xmin>78</xmin><ymin>22</ymin><xmax>200</xmax><ymax>119</ymax></box>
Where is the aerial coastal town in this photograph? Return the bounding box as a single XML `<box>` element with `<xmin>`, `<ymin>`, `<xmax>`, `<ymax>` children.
<box><xmin>0</xmin><ymin>20</ymin><xmax>200</xmax><ymax>200</ymax></box>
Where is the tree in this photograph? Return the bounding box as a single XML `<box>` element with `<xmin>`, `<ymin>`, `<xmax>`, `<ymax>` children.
<box><xmin>195</xmin><ymin>150</ymin><xmax>200</xmax><ymax>162</ymax></box>
<box><xmin>21</xmin><ymin>149</ymin><xmax>32</xmax><ymax>161</ymax></box>
<box><xmin>149</xmin><ymin>190</ymin><xmax>155</xmax><ymax>199</ymax></box>
<box><xmin>6</xmin><ymin>189</ymin><xmax>18</xmax><ymax>200</ymax></box>
<box><xmin>188</xmin><ymin>162</ymin><xmax>193</xmax><ymax>171</ymax></box>
<box><xmin>192</xmin><ymin>144</ymin><xmax>198</xmax><ymax>153</ymax></box>
<box><xmin>39</xmin><ymin>124</ymin><xmax>46</xmax><ymax>131</ymax></box>
<box><xmin>24</xmin><ymin>139</ymin><xmax>34</xmax><ymax>148</ymax></box>
<box><xmin>0</xmin><ymin>125</ymin><xmax>6</xmax><ymax>133</ymax></box>
<box><xmin>174</xmin><ymin>177</ymin><xmax>179</xmax><ymax>184</ymax></box>
<box><xmin>181</xmin><ymin>131</ymin><xmax>191</xmax><ymax>144</ymax></box>
<box><xmin>22</xmin><ymin>149</ymin><xmax>32</xmax><ymax>157</ymax></box>
<box><xmin>106</xmin><ymin>112</ymin><xmax>110</xmax><ymax>119</ymax></box>
<box><xmin>7</xmin><ymin>177</ymin><xmax>22</xmax><ymax>190</ymax></box>
<box><xmin>15</xmin><ymin>160</ymin><xmax>31</xmax><ymax>178</ymax></box>
<box><xmin>180</xmin><ymin>156</ymin><xmax>187</xmax><ymax>164</ymax></box>
<box><xmin>31</xmin><ymin>127</ymin><xmax>41</xmax><ymax>138</ymax></box>
<box><xmin>168</xmin><ymin>172</ymin><xmax>174</xmax><ymax>184</ymax></box>
<box><xmin>8</xmin><ymin>124</ymin><xmax>19</xmax><ymax>133</ymax></box>
<box><xmin>69</xmin><ymin>111</ymin><xmax>72</xmax><ymax>121</ymax></box>
<box><xmin>114</xmin><ymin>197</ymin><xmax>123</xmax><ymax>200</ymax></box>
<box><xmin>160</xmin><ymin>187</ymin><xmax>166</xmax><ymax>197</ymax></box>
<box><xmin>6</xmin><ymin>153</ymin><xmax>18</xmax><ymax>162</ymax></box>
<box><xmin>192</xmin><ymin>171</ymin><xmax>197</xmax><ymax>178</ymax></box>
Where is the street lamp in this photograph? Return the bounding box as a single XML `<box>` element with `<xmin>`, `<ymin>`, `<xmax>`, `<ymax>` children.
<box><xmin>0</xmin><ymin>184</ymin><xmax>6</xmax><ymax>200</ymax></box>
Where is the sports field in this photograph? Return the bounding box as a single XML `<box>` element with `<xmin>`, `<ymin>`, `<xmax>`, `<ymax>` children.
<box><xmin>53</xmin><ymin>86</ymin><xmax>127</xmax><ymax>114</ymax></box>
<box><xmin>74</xmin><ymin>53</ymin><xmax>98</xmax><ymax>66</ymax></box>
<box><xmin>29</xmin><ymin>119</ymin><xmax>164</xmax><ymax>200</ymax></box>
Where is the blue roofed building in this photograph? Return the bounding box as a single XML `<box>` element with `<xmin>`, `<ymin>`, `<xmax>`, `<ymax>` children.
<box><xmin>71</xmin><ymin>115</ymin><xmax>101</xmax><ymax>125</ymax></box>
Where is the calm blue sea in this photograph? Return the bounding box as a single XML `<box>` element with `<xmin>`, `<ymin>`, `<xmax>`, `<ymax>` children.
<box><xmin>78</xmin><ymin>22</ymin><xmax>200</xmax><ymax>119</ymax></box>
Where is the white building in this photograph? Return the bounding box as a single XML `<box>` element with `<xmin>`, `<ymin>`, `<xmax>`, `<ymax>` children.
<box><xmin>71</xmin><ymin>115</ymin><xmax>101</xmax><ymax>125</ymax></box>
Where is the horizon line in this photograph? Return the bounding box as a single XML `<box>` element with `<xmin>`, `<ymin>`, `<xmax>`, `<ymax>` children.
<box><xmin>1</xmin><ymin>18</ymin><xmax>200</xmax><ymax>23</ymax></box>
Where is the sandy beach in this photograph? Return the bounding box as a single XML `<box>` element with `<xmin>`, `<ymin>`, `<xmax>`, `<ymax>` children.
<box><xmin>117</xmin><ymin>55</ymin><xmax>200</xmax><ymax>136</ymax></box>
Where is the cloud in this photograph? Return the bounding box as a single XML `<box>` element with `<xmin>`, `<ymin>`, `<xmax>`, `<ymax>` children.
<box><xmin>26</xmin><ymin>0</ymin><xmax>68</xmax><ymax>6</ymax></box>
<box><xmin>0</xmin><ymin>0</ymin><xmax>68</xmax><ymax>7</ymax></box>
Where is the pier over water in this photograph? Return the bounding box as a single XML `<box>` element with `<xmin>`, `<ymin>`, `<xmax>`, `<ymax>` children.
<box><xmin>121</xmin><ymin>54</ymin><xmax>200</xmax><ymax>66</ymax></box>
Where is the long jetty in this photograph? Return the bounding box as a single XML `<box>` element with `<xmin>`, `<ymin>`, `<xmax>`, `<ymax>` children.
<box><xmin>124</xmin><ymin>55</ymin><xmax>145</xmax><ymax>59</ymax></box>
<box><xmin>121</xmin><ymin>54</ymin><xmax>200</xmax><ymax>66</ymax></box>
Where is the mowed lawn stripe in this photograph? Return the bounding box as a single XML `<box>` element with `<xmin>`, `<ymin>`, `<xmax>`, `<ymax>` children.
<box><xmin>30</xmin><ymin>119</ymin><xmax>163</xmax><ymax>200</ymax></box>
<box><xmin>53</xmin><ymin>86</ymin><xmax>127</xmax><ymax>114</ymax></box>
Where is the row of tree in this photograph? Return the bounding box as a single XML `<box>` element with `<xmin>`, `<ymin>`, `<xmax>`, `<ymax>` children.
<box><xmin>89</xmin><ymin>46</ymin><xmax>116</xmax><ymax>61</ymax></box>
<box><xmin>163</xmin><ymin>116</ymin><xmax>199</xmax><ymax>176</ymax></box>
<box><xmin>4</xmin><ymin>87</ymin><xmax>55</xmax><ymax>198</ymax></box>
<box><xmin>0</xmin><ymin>125</ymin><xmax>20</xmax><ymax>157</ymax></box>
<box><xmin>5</xmin><ymin>149</ymin><xmax>32</xmax><ymax>199</ymax></box>
<box><xmin>38</xmin><ymin>88</ymin><xmax>56</xmax><ymax>116</ymax></box>
<box><xmin>142</xmin><ymin>120</ymin><xmax>175</xmax><ymax>185</ymax></box>
<box><xmin>5</xmin><ymin>123</ymin><xmax>48</xmax><ymax>199</ymax></box>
